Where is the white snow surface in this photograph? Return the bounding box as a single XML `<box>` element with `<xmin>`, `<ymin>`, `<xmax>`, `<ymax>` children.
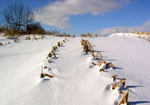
<box><xmin>109</xmin><ymin>33</ymin><xmax>150</xmax><ymax>39</ymax></box>
<box><xmin>0</xmin><ymin>34</ymin><xmax>150</xmax><ymax>105</ymax></box>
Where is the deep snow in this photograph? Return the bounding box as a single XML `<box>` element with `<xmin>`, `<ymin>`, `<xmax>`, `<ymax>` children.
<box><xmin>0</xmin><ymin>34</ymin><xmax>150</xmax><ymax>105</ymax></box>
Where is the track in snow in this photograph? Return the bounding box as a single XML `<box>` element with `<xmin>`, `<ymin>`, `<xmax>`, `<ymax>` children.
<box><xmin>37</xmin><ymin>38</ymin><xmax>120</xmax><ymax>105</ymax></box>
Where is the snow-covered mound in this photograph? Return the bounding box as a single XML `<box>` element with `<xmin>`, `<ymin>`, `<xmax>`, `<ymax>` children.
<box><xmin>109</xmin><ymin>33</ymin><xmax>137</xmax><ymax>37</ymax></box>
<box><xmin>0</xmin><ymin>35</ymin><xmax>150</xmax><ymax>105</ymax></box>
<box><xmin>109</xmin><ymin>33</ymin><xmax>150</xmax><ymax>40</ymax></box>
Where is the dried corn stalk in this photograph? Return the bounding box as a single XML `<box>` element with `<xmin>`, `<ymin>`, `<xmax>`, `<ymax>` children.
<box><xmin>51</xmin><ymin>50</ymin><xmax>56</xmax><ymax>58</ymax></box>
<box><xmin>80</xmin><ymin>38</ymin><xmax>86</xmax><ymax>46</ymax></box>
<box><xmin>91</xmin><ymin>50</ymin><xmax>95</xmax><ymax>57</ymax></box>
<box><xmin>111</xmin><ymin>78</ymin><xmax>126</xmax><ymax>90</ymax></box>
<box><xmin>118</xmin><ymin>89</ymin><xmax>129</xmax><ymax>105</ymax></box>
<box><xmin>40</xmin><ymin>69</ymin><xmax>53</xmax><ymax>78</ymax></box>
<box><xmin>106</xmin><ymin>62</ymin><xmax>113</xmax><ymax>69</ymax></box>
<box><xmin>111</xmin><ymin>75</ymin><xmax>118</xmax><ymax>81</ymax></box>
<box><xmin>112</xmin><ymin>82</ymin><xmax>119</xmax><ymax>89</ymax></box>
<box><xmin>57</xmin><ymin>42</ymin><xmax>61</xmax><ymax>47</ymax></box>
<box><xmin>46</xmin><ymin>52</ymin><xmax>52</xmax><ymax>59</ymax></box>
<box><xmin>95</xmin><ymin>51</ymin><xmax>103</xmax><ymax>61</ymax></box>
<box><xmin>52</xmin><ymin>46</ymin><xmax>57</xmax><ymax>51</ymax></box>
<box><xmin>86</xmin><ymin>41</ymin><xmax>93</xmax><ymax>52</ymax></box>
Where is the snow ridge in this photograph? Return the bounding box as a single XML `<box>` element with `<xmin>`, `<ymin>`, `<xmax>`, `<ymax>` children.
<box><xmin>0</xmin><ymin>35</ymin><xmax>150</xmax><ymax>105</ymax></box>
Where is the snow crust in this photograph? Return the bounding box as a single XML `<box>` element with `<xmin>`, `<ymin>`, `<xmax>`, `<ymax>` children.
<box><xmin>0</xmin><ymin>34</ymin><xmax>150</xmax><ymax>105</ymax></box>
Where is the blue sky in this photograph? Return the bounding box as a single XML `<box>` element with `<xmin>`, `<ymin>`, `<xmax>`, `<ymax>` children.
<box><xmin>0</xmin><ymin>0</ymin><xmax>150</xmax><ymax>35</ymax></box>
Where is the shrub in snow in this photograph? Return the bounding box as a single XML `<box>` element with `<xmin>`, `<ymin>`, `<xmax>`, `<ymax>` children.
<box><xmin>3</xmin><ymin>29</ymin><xmax>15</xmax><ymax>36</ymax></box>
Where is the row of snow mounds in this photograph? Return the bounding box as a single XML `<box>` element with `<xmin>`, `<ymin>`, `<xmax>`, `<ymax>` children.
<box><xmin>0</xmin><ymin>41</ymin><xmax>12</xmax><ymax>46</ymax></box>
<box><xmin>0</xmin><ymin>35</ymin><xmax>48</xmax><ymax>47</ymax></box>
<box><xmin>0</xmin><ymin>37</ymin><xmax>20</xmax><ymax>46</ymax></box>
<box><xmin>80</xmin><ymin>38</ymin><xmax>129</xmax><ymax>105</ymax></box>
<box><xmin>25</xmin><ymin>35</ymin><xmax>47</xmax><ymax>40</ymax></box>
<box><xmin>40</xmin><ymin>37</ymin><xmax>69</xmax><ymax>79</ymax></box>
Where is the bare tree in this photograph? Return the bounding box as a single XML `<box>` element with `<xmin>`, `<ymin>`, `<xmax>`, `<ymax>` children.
<box><xmin>2</xmin><ymin>2</ymin><xmax>34</xmax><ymax>32</ymax></box>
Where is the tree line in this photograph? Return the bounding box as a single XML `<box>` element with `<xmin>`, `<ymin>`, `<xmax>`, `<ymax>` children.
<box><xmin>0</xmin><ymin>2</ymin><xmax>71</xmax><ymax>37</ymax></box>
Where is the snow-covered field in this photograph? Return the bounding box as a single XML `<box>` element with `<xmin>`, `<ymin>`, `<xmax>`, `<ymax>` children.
<box><xmin>0</xmin><ymin>33</ymin><xmax>150</xmax><ymax>105</ymax></box>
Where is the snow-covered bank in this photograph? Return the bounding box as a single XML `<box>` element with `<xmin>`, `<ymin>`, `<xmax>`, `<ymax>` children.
<box><xmin>0</xmin><ymin>36</ymin><xmax>63</xmax><ymax>105</ymax></box>
<box><xmin>0</xmin><ymin>34</ymin><xmax>150</xmax><ymax>105</ymax></box>
<box><xmin>109</xmin><ymin>33</ymin><xmax>150</xmax><ymax>41</ymax></box>
<box><xmin>87</xmin><ymin>36</ymin><xmax>150</xmax><ymax>104</ymax></box>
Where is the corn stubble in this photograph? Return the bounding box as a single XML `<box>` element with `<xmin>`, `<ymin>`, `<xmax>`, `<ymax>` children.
<box><xmin>41</xmin><ymin>38</ymin><xmax>69</xmax><ymax>79</ymax></box>
<box><xmin>80</xmin><ymin>38</ymin><xmax>129</xmax><ymax>105</ymax></box>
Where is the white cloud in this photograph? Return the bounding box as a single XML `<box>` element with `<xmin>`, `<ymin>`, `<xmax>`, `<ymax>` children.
<box><xmin>34</xmin><ymin>0</ymin><xmax>129</xmax><ymax>28</ymax></box>
<box><xmin>96</xmin><ymin>21</ymin><xmax>150</xmax><ymax>36</ymax></box>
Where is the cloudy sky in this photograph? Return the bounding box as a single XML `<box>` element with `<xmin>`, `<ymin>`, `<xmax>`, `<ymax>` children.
<box><xmin>1</xmin><ymin>0</ymin><xmax>150</xmax><ymax>36</ymax></box>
